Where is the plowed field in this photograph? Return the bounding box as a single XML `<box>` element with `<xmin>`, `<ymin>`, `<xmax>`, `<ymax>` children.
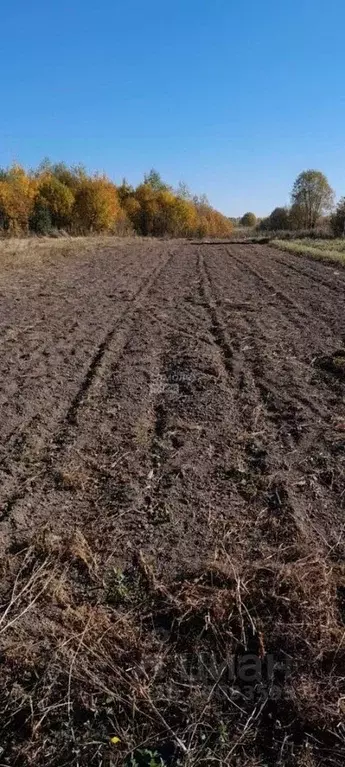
<box><xmin>1</xmin><ymin>239</ymin><xmax>345</xmax><ymax>766</ymax></box>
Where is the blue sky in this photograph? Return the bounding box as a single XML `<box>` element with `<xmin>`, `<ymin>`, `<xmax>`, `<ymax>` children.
<box><xmin>0</xmin><ymin>0</ymin><xmax>344</xmax><ymax>216</ymax></box>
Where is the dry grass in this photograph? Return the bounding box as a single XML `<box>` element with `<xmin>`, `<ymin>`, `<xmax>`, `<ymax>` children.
<box><xmin>0</xmin><ymin>529</ymin><xmax>344</xmax><ymax>766</ymax></box>
<box><xmin>272</xmin><ymin>238</ymin><xmax>345</xmax><ymax>266</ymax></box>
<box><xmin>0</xmin><ymin>235</ymin><xmax>89</xmax><ymax>267</ymax></box>
<box><xmin>0</xmin><ymin>234</ymin><xmax>145</xmax><ymax>272</ymax></box>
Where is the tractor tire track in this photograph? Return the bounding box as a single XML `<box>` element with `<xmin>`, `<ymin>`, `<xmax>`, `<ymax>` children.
<box><xmin>0</xmin><ymin>245</ymin><xmax>175</xmax><ymax>523</ymax></box>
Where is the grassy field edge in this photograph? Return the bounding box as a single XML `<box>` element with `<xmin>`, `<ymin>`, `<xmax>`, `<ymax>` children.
<box><xmin>272</xmin><ymin>238</ymin><xmax>345</xmax><ymax>266</ymax></box>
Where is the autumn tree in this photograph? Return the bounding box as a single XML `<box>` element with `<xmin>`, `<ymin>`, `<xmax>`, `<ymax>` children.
<box><xmin>120</xmin><ymin>196</ymin><xmax>140</xmax><ymax>230</ymax></box>
<box><xmin>133</xmin><ymin>184</ymin><xmax>160</xmax><ymax>236</ymax></box>
<box><xmin>35</xmin><ymin>160</ymin><xmax>86</xmax><ymax>191</ymax></box>
<box><xmin>240</xmin><ymin>212</ymin><xmax>256</xmax><ymax>227</ymax></box>
<box><xmin>117</xmin><ymin>178</ymin><xmax>134</xmax><ymax>205</ymax></box>
<box><xmin>36</xmin><ymin>176</ymin><xmax>74</xmax><ymax>229</ymax></box>
<box><xmin>0</xmin><ymin>165</ymin><xmax>36</xmax><ymax>233</ymax></box>
<box><xmin>51</xmin><ymin>162</ymin><xmax>87</xmax><ymax>191</ymax></box>
<box><xmin>0</xmin><ymin>159</ymin><xmax>234</xmax><ymax>239</ymax></box>
<box><xmin>151</xmin><ymin>190</ymin><xmax>176</xmax><ymax>236</ymax></box>
<box><xmin>73</xmin><ymin>176</ymin><xmax>121</xmax><ymax>233</ymax></box>
<box><xmin>291</xmin><ymin>170</ymin><xmax>334</xmax><ymax>229</ymax></box>
<box><xmin>171</xmin><ymin>196</ymin><xmax>198</xmax><ymax>236</ymax></box>
<box><xmin>209</xmin><ymin>209</ymin><xmax>233</xmax><ymax>237</ymax></box>
<box><xmin>192</xmin><ymin>195</ymin><xmax>233</xmax><ymax>238</ymax></box>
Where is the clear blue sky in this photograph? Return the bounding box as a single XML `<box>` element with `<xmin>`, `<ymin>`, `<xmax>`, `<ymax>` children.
<box><xmin>1</xmin><ymin>0</ymin><xmax>344</xmax><ymax>216</ymax></box>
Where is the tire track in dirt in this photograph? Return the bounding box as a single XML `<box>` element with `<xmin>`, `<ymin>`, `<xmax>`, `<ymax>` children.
<box><xmin>268</xmin><ymin>249</ymin><xmax>345</xmax><ymax>293</ymax></box>
<box><xmin>202</xmin><ymin>246</ymin><xmax>304</xmax><ymax>426</ymax></box>
<box><xmin>7</xmin><ymin>246</ymin><xmax>254</xmax><ymax>570</ymax></box>
<box><xmin>220</xmin><ymin>247</ymin><xmax>337</xmax><ymax>418</ymax></box>
<box><xmin>202</xmin><ymin>244</ymin><xmax>345</xmax><ymax>552</ymax></box>
<box><xmin>231</xmin><ymin>244</ymin><xmax>345</xmax><ymax>338</ymax></box>
<box><xmin>87</xmin><ymin>247</ymin><xmax>238</xmax><ymax>565</ymax></box>
<box><xmin>0</xmin><ymin>243</ymin><xmax>161</xmax><ymax>444</ymax></box>
<box><xmin>0</xmin><ymin>296</ymin><xmax>130</xmax><ymax>484</ymax></box>
<box><xmin>1</xmin><ymin>246</ymin><xmax>190</xmax><ymax>547</ymax></box>
<box><xmin>62</xmin><ymin>249</ymin><xmax>175</xmax><ymax>431</ymax></box>
<box><xmin>195</xmin><ymin>247</ymin><xmax>311</xmax><ymax>557</ymax></box>
<box><xmin>226</xmin><ymin>249</ymin><xmax>342</xmax><ymax>449</ymax></box>
<box><xmin>200</xmin><ymin>247</ymin><xmax>308</xmax><ymax>551</ymax></box>
<box><xmin>197</xmin><ymin>251</ymin><xmax>234</xmax><ymax>374</ymax></box>
<box><xmin>228</xmin><ymin>246</ymin><xmax>319</xmax><ymax>328</ymax></box>
<box><xmin>0</xmin><ymin>245</ymin><xmax>175</xmax><ymax>526</ymax></box>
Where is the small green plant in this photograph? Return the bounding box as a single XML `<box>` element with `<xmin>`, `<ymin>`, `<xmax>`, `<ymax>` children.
<box><xmin>106</xmin><ymin>567</ymin><xmax>131</xmax><ymax>606</ymax></box>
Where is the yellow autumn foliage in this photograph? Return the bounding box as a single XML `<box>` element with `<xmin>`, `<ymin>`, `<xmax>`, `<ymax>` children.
<box><xmin>73</xmin><ymin>177</ymin><xmax>121</xmax><ymax>233</ymax></box>
<box><xmin>0</xmin><ymin>165</ymin><xmax>36</xmax><ymax>233</ymax></box>
<box><xmin>37</xmin><ymin>176</ymin><xmax>75</xmax><ymax>229</ymax></box>
<box><xmin>0</xmin><ymin>161</ymin><xmax>233</xmax><ymax>239</ymax></box>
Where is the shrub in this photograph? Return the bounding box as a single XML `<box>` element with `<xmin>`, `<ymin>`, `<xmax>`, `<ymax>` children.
<box><xmin>259</xmin><ymin>207</ymin><xmax>290</xmax><ymax>231</ymax></box>
<box><xmin>240</xmin><ymin>212</ymin><xmax>256</xmax><ymax>227</ymax></box>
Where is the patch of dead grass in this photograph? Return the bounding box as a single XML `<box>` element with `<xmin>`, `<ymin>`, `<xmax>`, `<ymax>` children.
<box><xmin>0</xmin><ymin>532</ymin><xmax>344</xmax><ymax>765</ymax></box>
<box><xmin>0</xmin><ymin>234</ymin><xmax>143</xmax><ymax>272</ymax></box>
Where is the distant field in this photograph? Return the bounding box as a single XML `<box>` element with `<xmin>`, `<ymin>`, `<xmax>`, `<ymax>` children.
<box><xmin>273</xmin><ymin>237</ymin><xmax>345</xmax><ymax>265</ymax></box>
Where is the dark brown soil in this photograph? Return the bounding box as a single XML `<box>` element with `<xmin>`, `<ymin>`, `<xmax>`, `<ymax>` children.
<box><xmin>0</xmin><ymin>240</ymin><xmax>345</xmax><ymax>766</ymax></box>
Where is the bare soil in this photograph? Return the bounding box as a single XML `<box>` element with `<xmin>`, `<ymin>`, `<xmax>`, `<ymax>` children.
<box><xmin>0</xmin><ymin>239</ymin><xmax>345</xmax><ymax>766</ymax></box>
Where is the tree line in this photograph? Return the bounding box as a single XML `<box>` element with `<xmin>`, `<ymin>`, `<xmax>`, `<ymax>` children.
<box><xmin>0</xmin><ymin>162</ymin><xmax>233</xmax><ymax>239</ymax></box>
<box><xmin>239</xmin><ymin>170</ymin><xmax>345</xmax><ymax>236</ymax></box>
